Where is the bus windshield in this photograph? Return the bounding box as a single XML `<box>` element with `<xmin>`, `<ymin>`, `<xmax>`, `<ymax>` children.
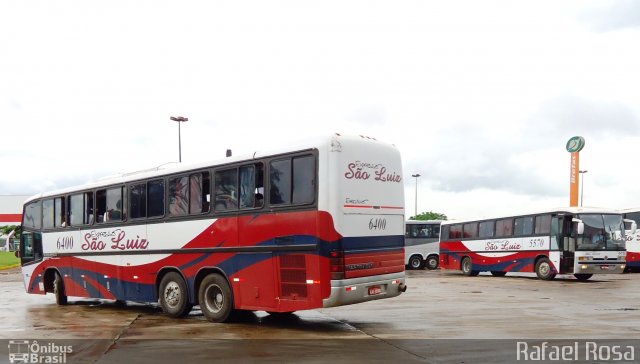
<box><xmin>576</xmin><ymin>214</ymin><xmax>626</xmax><ymax>251</ymax></box>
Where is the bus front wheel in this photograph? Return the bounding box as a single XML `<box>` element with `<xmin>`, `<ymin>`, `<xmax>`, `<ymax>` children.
<box><xmin>535</xmin><ymin>257</ymin><xmax>556</xmax><ymax>280</ymax></box>
<box><xmin>199</xmin><ymin>274</ymin><xmax>234</xmax><ymax>323</ymax></box>
<box><xmin>408</xmin><ymin>255</ymin><xmax>424</xmax><ymax>270</ymax></box>
<box><xmin>574</xmin><ymin>274</ymin><xmax>593</xmax><ymax>281</ymax></box>
<box><xmin>53</xmin><ymin>272</ymin><xmax>68</xmax><ymax>305</ymax></box>
<box><xmin>461</xmin><ymin>257</ymin><xmax>479</xmax><ymax>276</ymax></box>
<box><xmin>159</xmin><ymin>272</ymin><xmax>193</xmax><ymax>317</ymax></box>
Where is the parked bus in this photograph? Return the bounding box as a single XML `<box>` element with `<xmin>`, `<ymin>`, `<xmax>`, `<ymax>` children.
<box><xmin>404</xmin><ymin>220</ymin><xmax>442</xmax><ymax>270</ymax></box>
<box><xmin>620</xmin><ymin>208</ymin><xmax>640</xmax><ymax>272</ymax></box>
<box><xmin>17</xmin><ymin>134</ymin><xmax>407</xmax><ymax>322</ymax></box>
<box><xmin>439</xmin><ymin>208</ymin><xmax>632</xmax><ymax>281</ymax></box>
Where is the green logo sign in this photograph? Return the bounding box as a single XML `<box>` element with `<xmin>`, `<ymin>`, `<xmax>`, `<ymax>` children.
<box><xmin>566</xmin><ymin>136</ymin><xmax>585</xmax><ymax>153</ymax></box>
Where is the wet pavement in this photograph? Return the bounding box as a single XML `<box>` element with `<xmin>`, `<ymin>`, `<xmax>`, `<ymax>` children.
<box><xmin>2</xmin><ymin>268</ymin><xmax>640</xmax><ymax>363</ymax></box>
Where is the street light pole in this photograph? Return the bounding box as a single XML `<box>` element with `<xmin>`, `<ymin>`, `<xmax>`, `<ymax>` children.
<box><xmin>411</xmin><ymin>173</ymin><xmax>421</xmax><ymax>218</ymax></box>
<box><xmin>579</xmin><ymin>170</ymin><xmax>588</xmax><ymax>207</ymax></box>
<box><xmin>170</xmin><ymin>116</ymin><xmax>188</xmax><ymax>162</ymax></box>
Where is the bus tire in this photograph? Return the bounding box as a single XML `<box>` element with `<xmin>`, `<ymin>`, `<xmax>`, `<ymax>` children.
<box><xmin>199</xmin><ymin>273</ymin><xmax>234</xmax><ymax>323</ymax></box>
<box><xmin>426</xmin><ymin>255</ymin><xmax>439</xmax><ymax>270</ymax></box>
<box><xmin>53</xmin><ymin>272</ymin><xmax>68</xmax><ymax>305</ymax></box>
<box><xmin>490</xmin><ymin>271</ymin><xmax>507</xmax><ymax>277</ymax></box>
<box><xmin>574</xmin><ymin>274</ymin><xmax>593</xmax><ymax>281</ymax></box>
<box><xmin>408</xmin><ymin>255</ymin><xmax>424</xmax><ymax>270</ymax></box>
<box><xmin>535</xmin><ymin>257</ymin><xmax>556</xmax><ymax>280</ymax></box>
<box><xmin>159</xmin><ymin>272</ymin><xmax>192</xmax><ymax>317</ymax></box>
<box><xmin>461</xmin><ymin>257</ymin><xmax>479</xmax><ymax>276</ymax></box>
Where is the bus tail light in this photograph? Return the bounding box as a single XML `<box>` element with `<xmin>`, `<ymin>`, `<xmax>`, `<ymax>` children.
<box><xmin>330</xmin><ymin>250</ymin><xmax>345</xmax><ymax>280</ymax></box>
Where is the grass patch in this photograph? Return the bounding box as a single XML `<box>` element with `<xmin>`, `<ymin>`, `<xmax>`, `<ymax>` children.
<box><xmin>0</xmin><ymin>251</ymin><xmax>19</xmax><ymax>269</ymax></box>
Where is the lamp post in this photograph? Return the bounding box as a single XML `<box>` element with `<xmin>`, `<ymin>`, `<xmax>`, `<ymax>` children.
<box><xmin>411</xmin><ymin>173</ymin><xmax>421</xmax><ymax>218</ymax></box>
<box><xmin>170</xmin><ymin>116</ymin><xmax>188</xmax><ymax>162</ymax></box>
<box><xmin>579</xmin><ymin>170</ymin><xmax>588</xmax><ymax>207</ymax></box>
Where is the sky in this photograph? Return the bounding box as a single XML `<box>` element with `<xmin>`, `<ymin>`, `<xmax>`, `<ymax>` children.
<box><xmin>1</xmin><ymin>0</ymin><xmax>640</xmax><ymax>221</ymax></box>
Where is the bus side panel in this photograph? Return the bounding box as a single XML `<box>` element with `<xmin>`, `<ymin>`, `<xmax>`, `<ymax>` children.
<box><xmin>440</xmin><ymin>240</ymin><xmax>546</xmax><ymax>273</ymax></box>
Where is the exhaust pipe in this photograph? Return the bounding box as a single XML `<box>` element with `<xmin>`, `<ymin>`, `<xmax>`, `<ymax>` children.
<box><xmin>398</xmin><ymin>283</ymin><xmax>407</xmax><ymax>292</ymax></box>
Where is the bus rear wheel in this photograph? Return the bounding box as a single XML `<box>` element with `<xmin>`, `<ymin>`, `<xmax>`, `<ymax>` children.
<box><xmin>574</xmin><ymin>274</ymin><xmax>593</xmax><ymax>281</ymax></box>
<box><xmin>461</xmin><ymin>257</ymin><xmax>479</xmax><ymax>276</ymax></box>
<box><xmin>159</xmin><ymin>272</ymin><xmax>192</xmax><ymax>317</ymax></box>
<box><xmin>199</xmin><ymin>273</ymin><xmax>234</xmax><ymax>323</ymax></box>
<box><xmin>535</xmin><ymin>257</ymin><xmax>556</xmax><ymax>280</ymax></box>
<box><xmin>408</xmin><ymin>255</ymin><xmax>424</xmax><ymax>270</ymax></box>
<box><xmin>426</xmin><ymin>255</ymin><xmax>439</xmax><ymax>270</ymax></box>
<box><xmin>53</xmin><ymin>272</ymin><xmax>67</xmax><ymax>305</ymax></box>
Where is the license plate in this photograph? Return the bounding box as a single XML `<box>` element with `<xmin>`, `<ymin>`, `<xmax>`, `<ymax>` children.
<box><xmin>600</xmin><ymin>265</ymin><xmax>610</xmax><ymax>270</ymax></box>
<box><xmin>368</xmin><ymin>286</ymin><xmax>382</xmax><ymax>295</ymax></box>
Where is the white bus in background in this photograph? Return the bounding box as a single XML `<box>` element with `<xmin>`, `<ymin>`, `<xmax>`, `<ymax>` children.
<box><xmin>404</xmin><ymin>220</ymin><xmax>442</xmax><ymax>270</ymax></box>
<box><xmin>620</xmin><ymin>208</ymin><xmax>640</xmax><ymax>272</ymax></box>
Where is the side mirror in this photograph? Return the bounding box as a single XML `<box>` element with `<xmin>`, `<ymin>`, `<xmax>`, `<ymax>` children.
<box><xmin>624</xmin><ymin>219</ymin><xmax>637</xmax><ymax>234</ymax></box>
<box><xmin>572</xmin><ymin>218</ymin><xmax>584</xmax><ymax>235</ymax></box>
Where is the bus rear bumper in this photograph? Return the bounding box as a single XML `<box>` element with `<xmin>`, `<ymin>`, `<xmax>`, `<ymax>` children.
<box><xmin>322</xmin><ymin>272</ymin><xmax>405</xmax><ymax>308</ymax></box>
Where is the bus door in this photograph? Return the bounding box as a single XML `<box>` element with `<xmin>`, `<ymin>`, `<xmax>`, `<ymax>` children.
<box><xmin>557</xmin><ymin>215</ymin><xmax>576</xmax><ymax>273</ymax></box>
<box><xmin>19</xmin><ymin>231</ymin><xmax>43</xmax><ymax>293</ymax></box>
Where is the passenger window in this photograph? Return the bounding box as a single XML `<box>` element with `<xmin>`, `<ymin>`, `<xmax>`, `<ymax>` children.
<box><xmin>96</xmin><ymin>187</ymin><xmax>124</xmax><ymax>223</ymax></box>
<box><xmin>463</xmin><ymin>223</ymin><xmax>478</xmax><ymax>238</ymax></box>
<box><xmin>69</xmin><ymin>194</ymin><xmax>84</xmax><ymax>226</ymax></box>
<box><xmin>293</xmin><ymin>155</ymin><xmax>315</xmax><ymax>204</ymax></box>
<box><xmin>190</xmin><ymin>172</ymin><xmax>211</xmax><ymax>214</ymax></box>
<box><xmin>84</xmin><ymin>192</ymin><xmax>94</xmax><ymax>224</ymax></box>
<box><xmin>54</xmin><ymin>197</ymin><xmax>66</xmax><ymax>228</ymax></box>
<box><xmin>215</xmin><ymin>169</ymin><xmax>238</xmax><ymax>211</ymax></box>
<box><xmin>147</xmin><ymin>179</ymin><xmax>165</xmax><ymax>218</ymax></box>
<box><xmin>496</xmin><ymin>219</ymin><xmax>513</xmax><ymax>237</ymax></box>
<box><xmin>514</xmin><ymin>217</ymin><xmax>534</xmax><ymax>236</ymax></box>
<box><xmin>42</xmin><ymin>199</ymin><xmax>54</xmax><ymax>229</ymax></box>
<box><xmin>269</xmin><ymin>155</ymin><xmax>315</xmax><ymax>206</ymax></box>
<box><xmin>130</xmin><ymin>183</ymin><xmax>147</xmax><ymax>219</ymax></box>
<box><xmin>169</xmin><ymin>176</ymin><xmax>189</xmax><ymax>216</ymax></box>
<box><xmin>270</xmin><ymin>159</ymin><xmax>291</xmax><ymax>205</ymax></box>
<box><xmin>479</xmin><ymin>221</ymin><xmax>494</xmax><ymax>238</ymax></box>
<box><xmin>535</xmin><ymin>215</ymin><xmax>551</xmax><ymax>234</ymax></box>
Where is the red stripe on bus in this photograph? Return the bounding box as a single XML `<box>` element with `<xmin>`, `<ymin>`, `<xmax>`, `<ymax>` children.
<box><xmin>0</xmin><ymin>214</ymin><xmax>21</xmax><ymax>222</ymax></box>
<box><xmin>343</xmin><ymin>205</ymin><xmax>403</xmax><ymax>210</ymax></box>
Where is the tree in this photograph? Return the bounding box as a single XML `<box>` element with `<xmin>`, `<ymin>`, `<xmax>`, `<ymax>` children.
<box><xmin>0</xmin><ymin>225</ymin><xmax>21</xmax><ymax>237</ymax></box>
<box><xmin>409</xmin><ymin>211</ymin><xmax>447</xmax><ymax>221</ymax></box>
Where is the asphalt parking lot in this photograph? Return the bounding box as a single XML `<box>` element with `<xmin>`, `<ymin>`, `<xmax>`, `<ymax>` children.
<box><xmin>2</xmin><ymin>267</ymin><xmax>639</xmax><ymax>363</ymax></box>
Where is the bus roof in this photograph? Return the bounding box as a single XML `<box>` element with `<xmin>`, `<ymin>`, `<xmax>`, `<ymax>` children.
<box><xmin>23</xmin><ymin>134</ymin><xmax>397</xmax><ymax>204</ymax></box>
<box><xmin>442</xmin><ymin>207</ymin><xmax>623</xmax><ymax>225</ymax></box>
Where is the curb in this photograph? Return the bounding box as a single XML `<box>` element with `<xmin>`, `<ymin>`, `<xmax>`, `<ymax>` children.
<box><xmin>0</xmin><ymin>264</ymin><xmax>19</xmax><ymax>271</ymax></box>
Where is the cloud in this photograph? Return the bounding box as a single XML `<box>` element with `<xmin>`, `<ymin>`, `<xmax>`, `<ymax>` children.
<box><xmin>530</xmin><ymin>95</ymin><xmax>640</xmax><ymax>138</ymax></box>
<box><xmin>578</xmin><ymin>0</ymin><xmax>640</xmax><ymax>32</ymax></box>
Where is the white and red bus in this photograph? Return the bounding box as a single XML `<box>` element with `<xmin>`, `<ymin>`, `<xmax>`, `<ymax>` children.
<box><xmin>17</xmin><ymin>134</ymin><xmax>406</xmax><ymax>322</ymax></box>
<box><xmin>620</xmin><ymin>208</ymin><xmax>640</xmax><ymax>272</ymax></box>
<box><xmin>439</xmin><ymin>208</ymin><xmax>631</xmax><ymax>281</ymax></box>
